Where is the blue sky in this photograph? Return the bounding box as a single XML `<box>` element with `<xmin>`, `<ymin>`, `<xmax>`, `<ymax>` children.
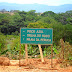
<box><xmin>0</xmin><ymin>0</ymin><xmax>72</xmax><ymax>6</ymax></box>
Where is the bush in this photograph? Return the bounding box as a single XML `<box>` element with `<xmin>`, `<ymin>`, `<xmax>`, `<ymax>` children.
<box><xmin>0</xmin><ymin>33</ymin><xmax>6</xmax><ymax>55</ymax></box>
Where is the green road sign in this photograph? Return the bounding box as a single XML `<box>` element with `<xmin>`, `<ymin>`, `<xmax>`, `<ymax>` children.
<box><xmin>20</xmin><ymin>28</ymin><xmax>53</xmax><ymax>45</ymax></box>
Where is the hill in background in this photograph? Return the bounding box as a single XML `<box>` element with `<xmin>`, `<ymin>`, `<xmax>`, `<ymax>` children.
<box><xmin>0</xmin><ymin>2</ymin><xmax>72</xmax><ymax>13</ymax></box>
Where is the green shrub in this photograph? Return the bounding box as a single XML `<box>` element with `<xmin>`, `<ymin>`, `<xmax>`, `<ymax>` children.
<box><xmin>0</xmin><ymin>33</ymin><xmax>7</xmax><ymax>55</ymax></box>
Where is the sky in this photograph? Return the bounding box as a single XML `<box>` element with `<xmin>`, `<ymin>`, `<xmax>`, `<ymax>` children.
<box><xmin>0</xmin><ymin>0</ymin><xmax>72</xmax><ymax>6</ymax></box>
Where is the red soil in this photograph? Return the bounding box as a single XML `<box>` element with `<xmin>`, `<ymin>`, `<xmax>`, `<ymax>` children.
<box><xmin>0</xmin><ymin>58</ymin><xmax>72</xmax><ymax>72</ymax></box>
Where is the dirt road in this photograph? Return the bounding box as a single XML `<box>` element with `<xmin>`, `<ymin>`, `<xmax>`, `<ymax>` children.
<box><xmin>0</xmin><ymin>59</ymin><xmax>72</xmax><ymax>72</ymax></box>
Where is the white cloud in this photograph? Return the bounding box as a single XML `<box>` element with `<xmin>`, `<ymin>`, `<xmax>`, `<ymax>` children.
<box><xmin>0</xmin><ymin>0</ymin><xmax>72</xmax><ymax>6</ymax></box>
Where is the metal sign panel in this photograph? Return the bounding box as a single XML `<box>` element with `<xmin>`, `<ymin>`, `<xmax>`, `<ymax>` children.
<box><xmin>20</xmin><ymin>28</ymin><xmax>53</xmax><ymax>45</ymax></box>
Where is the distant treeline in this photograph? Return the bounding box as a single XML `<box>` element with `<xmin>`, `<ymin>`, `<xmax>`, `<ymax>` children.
<box><xmin>0</xmin><ymin>9</ymin><xmax>20</xmax><ymax>13</ymax></box>
<box><xmin>0</xmin><ymin>10</ymin><xmax>72</xmax><ymax>44</ymax></box>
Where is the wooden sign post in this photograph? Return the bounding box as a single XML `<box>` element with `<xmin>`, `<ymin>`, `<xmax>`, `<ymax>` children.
<box><xmin>38</xmin><ymin>44</ymin><xmax>44</xmax><ymax>62</ymax></box>
<box><xmin>25</xmin><ymin>44</ymin><xmax>28</xmax><ymax>60</ymax></box>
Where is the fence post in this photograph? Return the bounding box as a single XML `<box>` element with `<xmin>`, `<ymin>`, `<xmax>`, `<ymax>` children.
<box><xmin>51</xmin><ymin>45</ymin><xmax>53</xmax><ymax>68</ymax></box>
<box><xmin>19</xmin><ymin>43</ymin><xmax>21</xmax><ymax>67</ymax></box>
<box><xmin>60</xmin><ymin>39</ymin><xmax>64</xmax><ymax>59</ymax></box>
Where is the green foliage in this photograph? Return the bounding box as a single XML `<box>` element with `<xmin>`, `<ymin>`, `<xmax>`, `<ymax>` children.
<box><xmin>0</xmin><ymin>33</ymin><xmax>6</xmax><ymax>54</ymax></box>
<box><xmin>41</xmin><ymin>11</ymin><xmax>55</xmax><ymax>17</ymax></box>
<box><xmin>7</xmin><ymin>36</ymin><xmax>20</xmax><ymax>59</ymax></box>
<box><xmin>27</xmin><ymin>44</ymin><xmax>40</xmax><ymax>58</ymax></box>
<box><xmin>53</xmin><ymin>45</ymin><xmax>59</xmax><ymax>54</ymax></box>
<box><xmin>43</xmin><ymin>46</ymin><xmax>51</xmax><ymax>58</ymax></box>
<box><xmin>43</xmin><ymin>47</ymin><xmax>47</xmax><ymax>57</ymax></box>
<box><xmin>64</xmin><ymin>24</ymin><xmax>72</xmax><ymax>44</ymax></box>
<box><xmin>27</xmin><ymin>21</ymin><xmax>51</xmax><ymax>28</ymax></box>
<box><xmin>0</xmin><ymin>43</ymin><xmax>1</xmax><ymax>52</ymax></box>
<box><xmin>39</xmin><ymin>17</ymin><xmax>58</xmax><ymax>24</ymax></box>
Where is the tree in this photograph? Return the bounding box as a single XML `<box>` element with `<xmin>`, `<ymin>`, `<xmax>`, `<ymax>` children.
<box><xmin>27</xmin><ymin>10</ymin><xmax>36</xmax><ymax>16</ymax></box>
<box><xmin>41</xmin><ymin>11</ymin><xmax>55</xmax><ymax>17</ymax></box>
<box><xmin>27</xmin><ymin>21</ymin><xmax>51</xmax><ymax>28</ymax></box>
<box><xmin>0</xmin><ymin>13</ymin><xmax>11</xmax><ymax>34</ymax></box>
<box><xmin>1</xmin><ymin>9</ymin><xmax>7</xmax><ymax>13</ymax></box>
<box><xmin>64</xmin><ymin>24</ymin><xmax>72</xmax><ymax>44</ymax></box>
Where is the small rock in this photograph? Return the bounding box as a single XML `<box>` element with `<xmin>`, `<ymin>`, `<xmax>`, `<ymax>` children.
<box><xmin>0</xmin><ymin>57</ymin><xmax>10</xmax><ymax>66</ymax></box>
<box><xmin>19</xmin><ymin>59</ymin><xmax>28</xmax><ymax>66</ymax></box>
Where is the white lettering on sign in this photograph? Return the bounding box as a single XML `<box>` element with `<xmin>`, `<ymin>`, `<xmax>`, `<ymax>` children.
<box><xmin>36</xmin><ymin>30</ymin><xmax>43</xmax><ymax>33</ymax></box>
<box><xmin>40</xmin><ymin>38</ymin><xmax>51</xmax><ymax>41</ymax></box>
<box><xmin>23</xmin><ymin>31</ymin><xmax>25</xmax><ymax>32</ymax></box>
<box><xmin>27</xmin><ymin>34</ymin><xmax>36</xmax><ymax>37</ymax></box>
<box><xmin>37</xmin><ymin>34</ymin><xmax>41</xmax><ymax>37</ymax></box>
<box><xmin>23</xmin><ymin>35</ymin><xmax>25</xmax><ymax>36</ymax></box>
<box><xmin>36</xmin><ymin>38</ymin><xmax>39</xmax><ymax>41</ymax></box>
<box><xmin>27</xmin><ymin>30</ymin><xmax>35</xmax><ymax>33</ymax></box>
<box><xmin>23</xmin><ymin>38</ymin><xmax>24</xmax><ymax>40</ymax></box>
<box><xmin>27</xmin><ymin>38</ymin><xmax>35</xmax><ymax>41</ymax></box>
<box><xmin>27</xmin><ymin>38</ymin><xmax>30</xmax><ymax>41</ymax></box>
<box><xmin>42</xmin><ymin>35</ymin><xmax>50</xmax><ymax>38</ymax></box>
